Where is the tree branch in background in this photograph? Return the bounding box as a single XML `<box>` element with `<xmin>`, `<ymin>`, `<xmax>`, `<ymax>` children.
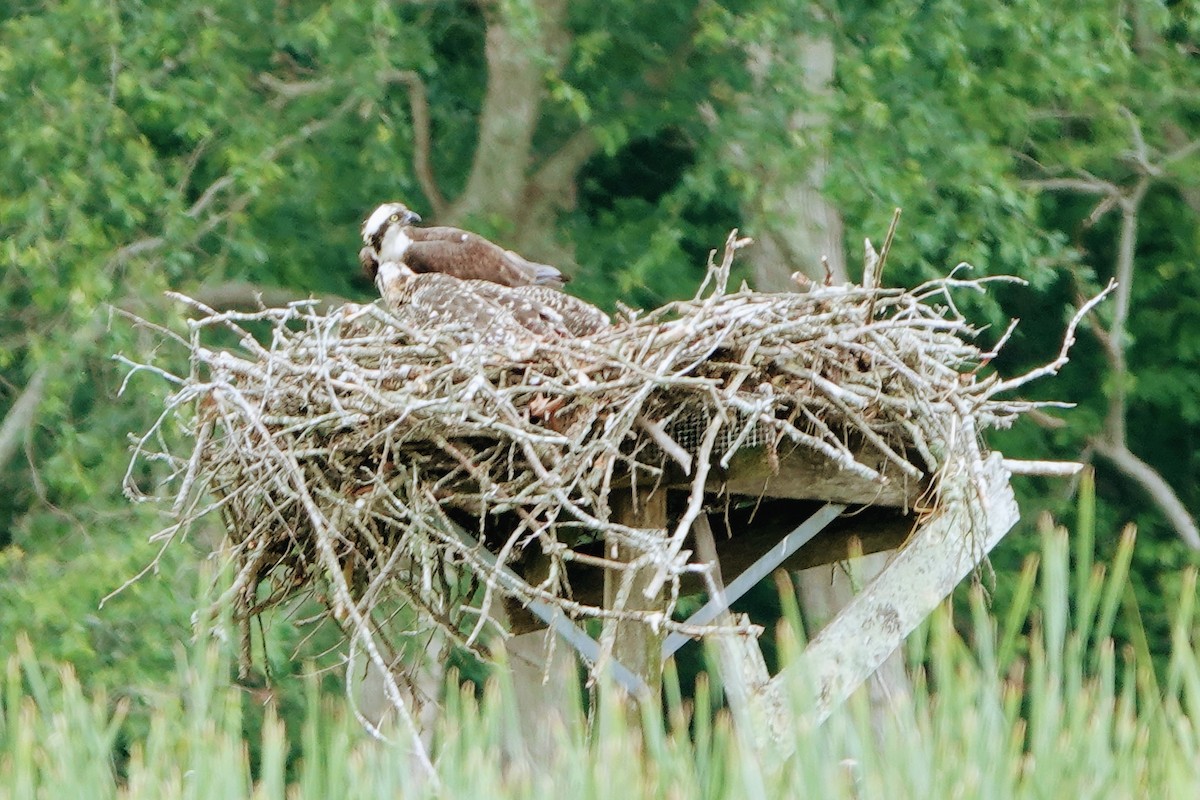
<box><xmin>1162</xmin><ymin>122</ymin><xmax>1200</xmax><ymax>215</ymax></box>
<box><xmin>189</xmin><ymin>282</ymin><xmax>353</xmax><ymax>314</ymax></box>
<box><xmin>1026</xmin><ymin>124</ymin><xmax>1199</xmax><ymax>548</ymax></box>
<box><xmin>257</xmin><ymin>73</ymin><xmax>336</xmax><ymax>104</ymax></box>
<box><xmin>0</xmin><ymin>369</ymin><xmax>47</xmax><ymax>475</ymax></box>
<box><xmin>1093</xmin><ymin>440</ymin><xmax>1200</xmax><ymax>549</ymax></box>
<box><xmin>1163</xmin><ymin>135</ymin><xmax>1200</xmax><ymax>169</ymax></box>
<box><xmin>108</xmin><ymin>93</ymin><xmax>359</xmax><ymax>270</ymax></box>
<box><xmin>510</xmin><ymin>128</ymin><xmax>599</xmax><ymax>264</ymax></box>
<box><xmin>1105</xmin><ymin>177</ymin><xmax>1149</xmax><ymax>445</ymax></box>
<box><xmin>380</xmin><ymin>70</ymin><xmax>448</xmax><ymax>218</ymax></box>
<box><xmin>1129</xmin><ymin>13</ymin><xmax>1200</xmax><ymax>212</ymax></box>
<box><xmin>528</xmin><ymin>128</ymin><xmax>599</xmax><ymax>207</ymax></box>
<box><xmin>1020</xmin><ymin>176</ymin><xmax>1120</xmax><ymax>196</ymax></box>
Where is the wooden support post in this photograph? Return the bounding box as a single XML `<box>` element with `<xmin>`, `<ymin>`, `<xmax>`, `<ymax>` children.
<box><xmin>687</xmin><ymin>515</ymin><xmax>770</xmax><ymax>731</ymax></box>
<box><xmin>446</xmin><ymin>521</ymin><xmax>648</xmax><ymax>695</ymax></box>
<box><xmin>604</xmin><ymin>487</ymin><xmax>668</xmax><ymax>690</ymax></box>
<box><xmin>757</xmin><ymin>454</ymin><xmax>1020</xmax><ymax>745</ymax></box>
<box><xmin>662</xmin><ymin>503</ymin><xmax>845</xmax><ymax>658</ymax></box>
<box><xmin>503</xmin><ymin>628</ymin><xmax>579</xmax><ymax>760</ymax></box>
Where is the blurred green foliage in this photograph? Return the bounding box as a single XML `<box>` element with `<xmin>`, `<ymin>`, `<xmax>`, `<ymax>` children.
<box><xmin>2</xmin><ymin>0</ymin><xmax>1200</xmax><ymax>757</ymax></box>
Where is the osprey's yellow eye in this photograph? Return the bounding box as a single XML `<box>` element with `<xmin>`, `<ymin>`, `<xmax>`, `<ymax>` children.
<box><xmin>389</xmin><ymin>214</ymin><xmax>400</xmax><ymax>223</ymax></box>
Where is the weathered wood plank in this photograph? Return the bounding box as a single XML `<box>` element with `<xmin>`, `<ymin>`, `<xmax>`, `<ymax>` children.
<box><xmin>760</xmin><ymin>454</ymin><xmax>1019</xmax><ymax>740</ymax></box>
<box><xmin>502</xmin><ymin>628</ymin><xmax>581</xmax><ymax>759</ymax></box>
<box><xmin>604</xmin><ymin>488</ymin><xmax>668</xmax><ymax>687</ymax></box>
<box><xmin>695</xmin><ymin>443</ymin><xmax>924</xmax><ymax>508</ymax></box>
<box><xmin>686</xmin><ymin>516</ymin><xmax>771</xmax><ymax>726</ymax></box>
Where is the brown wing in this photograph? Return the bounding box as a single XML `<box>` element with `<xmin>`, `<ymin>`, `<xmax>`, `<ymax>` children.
<box><xmin>358</xmin><ymin>246</ymin><xmax>379</xmax><ymax>281</ymax></box>
<box><xmin>405</xmin><ymin>226</ymin><xmax>566</xmax><ymax>288</ymax></box>
<box><xmin>406</xmin><ymin>226</ymin><xmax>483</xmax><ymax>243</ymax></box>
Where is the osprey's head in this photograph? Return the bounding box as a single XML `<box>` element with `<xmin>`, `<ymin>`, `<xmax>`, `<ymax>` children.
<box><xmin>362</xmin><ymin>202</ymin><xmax>422</xmax><ymax>256</ymax></box>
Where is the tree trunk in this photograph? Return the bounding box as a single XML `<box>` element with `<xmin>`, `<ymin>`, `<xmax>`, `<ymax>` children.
<box><xmin>450</xmin><ymin>0</ymin><xmax>568</xmax><ymax>226</ymax></box>
<box><xmin>742</xmin><ymin>34</ymin><xmax>847</xmax><ymax>289</ymax></box>
<box><xmin>433</xmin><ymin>0</ymin><xmax>596</xmax><ymax>270</ymax></box>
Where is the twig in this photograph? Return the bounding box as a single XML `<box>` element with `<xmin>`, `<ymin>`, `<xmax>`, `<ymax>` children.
<box><xmin>1021</xmin><ymin>176</ymin><xmax>1120</xmax><ymax>195</ymax></box>
<box><xmin>985</xmin><ymin>280</ymin><xmax>1116</xmax><ymax>398</ymax></box>
<box><xmin>108</xmin><ymin>94</ymin><xmax>358</xmax><ymax>268</ymax></box>
<box><xmin>874</xmin><ymin>208</ymin><xmax>901</xmax><ymax>284</ymax></box>
<box><xmin>1001</xmin><ymin>459</ymin><xmax>1083</xmax><ymax>477</ymax></box>
<box><xmin>635</xmin><ymin>416</ymin><xmax>692</xmax><ymax>474</ymax></box>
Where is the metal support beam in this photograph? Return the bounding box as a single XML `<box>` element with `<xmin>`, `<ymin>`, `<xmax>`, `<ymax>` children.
<box><xmin>445</xmin><ymin>524</ymin><xmax>650</xmax><ymax>697</ymax></box>
<box><xmin>662</xmin><ymin>502</ymin><xmax>846</xmax><ymax>659</ymax></box>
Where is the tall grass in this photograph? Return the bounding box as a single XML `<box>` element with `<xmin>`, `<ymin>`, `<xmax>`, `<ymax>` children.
<box><xmin>3</xmin><ymin>502</ymin><xmax>1199</xmax><ymax>798</ymax></box>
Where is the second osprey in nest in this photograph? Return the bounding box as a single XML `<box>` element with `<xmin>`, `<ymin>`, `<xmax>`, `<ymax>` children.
<box><xmin>360</xmin><ymin>202</ymin><xmax>566</xmax><ymax>288</ymax></box>
<box><xmin>359</xmin><ymin>202</ymin><xmax>609</xmax><ymax>342</ymax></box>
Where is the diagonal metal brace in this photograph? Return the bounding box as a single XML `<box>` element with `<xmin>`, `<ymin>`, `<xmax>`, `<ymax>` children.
<box><xmin>661</xmin><ymin>502</ymin><xmax>846</xmax><ymax>659</ymax></box>
<box><xmin>444</xmin><ymin>524</ymin><xmax>651</xmax><ymax>697</ymax></box>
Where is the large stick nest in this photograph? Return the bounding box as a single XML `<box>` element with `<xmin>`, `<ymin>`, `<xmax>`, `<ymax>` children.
<box><xmin>123</xmin><ymin>234</ymin><xmax>1101</xmax><ymax>681</ymax></box>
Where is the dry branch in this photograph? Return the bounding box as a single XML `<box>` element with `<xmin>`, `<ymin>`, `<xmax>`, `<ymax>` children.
<box><xmin>1025</xmin><ymin>120</ymin><xmax>1200</xmax><ymax>548</ymax></box>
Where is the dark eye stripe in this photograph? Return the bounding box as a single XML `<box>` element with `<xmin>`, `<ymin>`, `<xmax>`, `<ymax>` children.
<box><xmin>369</xmin><ymin>227</ymin><xmax>385</xmax><ymax>251</ymax></box>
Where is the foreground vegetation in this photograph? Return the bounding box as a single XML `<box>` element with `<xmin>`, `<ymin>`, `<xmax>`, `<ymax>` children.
<box><xmin>3</xmin><ymin>513</ymin><xmax>1198</xmax><ymax>799</ymax></box>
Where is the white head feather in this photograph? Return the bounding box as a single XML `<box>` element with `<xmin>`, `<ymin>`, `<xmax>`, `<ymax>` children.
<box><xmin>361</xmin><ymin>202</ymin><xmax>422</xmax><ymax>260</ymax></box>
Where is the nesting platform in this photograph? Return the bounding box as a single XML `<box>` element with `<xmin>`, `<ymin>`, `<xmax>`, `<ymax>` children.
<box><xmin>124</xmin><ymin>235</ymin><xmax>1098</xmax><ymax>732</ymax></box>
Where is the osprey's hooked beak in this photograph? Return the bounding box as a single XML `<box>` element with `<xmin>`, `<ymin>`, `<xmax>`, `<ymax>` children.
<box><xmin>404</xmin><ymin>209</ymin><xmax>422</xmax><ymax>225</ymax></box>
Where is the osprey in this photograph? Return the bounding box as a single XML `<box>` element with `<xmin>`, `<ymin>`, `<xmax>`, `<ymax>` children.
<box><xmin>487</xmin><ymin>284</ymin><xmax>610</xmax><ymax>337</ymax></box>
<box><xmin>361</xmin><ymin>202</ymin><xmax>566</xmax><ymax>288</ymax></box>
<box><xmin>365</xmin><ymin>257</ymin><xmax>610</xmax><ymax>342</ymax></box>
